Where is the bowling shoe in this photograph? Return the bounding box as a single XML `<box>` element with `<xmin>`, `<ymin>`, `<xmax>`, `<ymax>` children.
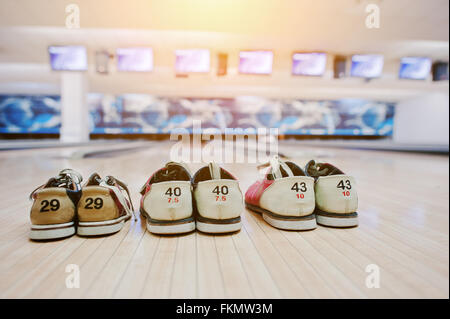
<box><xmin>192</xmin><ymin>162</ymin><xmax>244</xmax><ymax>233</ymax></box>
<box><xmin>305</xmin><ymin>160</ymin><xmax>358</xmax><ymax>227</ymax></box>
<box><xmin>29</xmin><ymin>169</ymin><xmax>82</xmax><ymax>240</ymax></box>
<box><xmin>140</xmin><ymin>162</ymin><xmax>195</xmax><ymax>234</ymax></box>
<box><xmin>77</xmin><ymin>173</ymin><xmax>135</xmax><ymax>236</ymax></box>
<box><xmin>245</xmin><ymin>156</ymin><xmax>317</xmax><ymax>230</ymax></box>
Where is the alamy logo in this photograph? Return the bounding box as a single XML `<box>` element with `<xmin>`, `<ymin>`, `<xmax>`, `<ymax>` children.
<box><xmin>65</xmin><ymin>4</ymin><xmax>80</xmax><ymax>29</ymax></box>
<box><xmin>65</xmin><ymin>264</ymin><xmax>80</xmax><ymax>288</ymax></box>
<box><xmin>365</xmin><ymin>264</ymin><xmax>380</xmax><ymax>288</ymax></box>
<box><xmin>365</xmin><ymin>4</ymin><xmax>380</xmax><ymax>29</ymax></box>
<box><xmin>169</xmin><ymin>120</ymin><xmax>279</xmax><ymax>164</ymax></box>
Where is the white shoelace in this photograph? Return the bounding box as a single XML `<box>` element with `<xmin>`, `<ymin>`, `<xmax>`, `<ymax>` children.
<box><xmin>269</xmin><ymin>155</ymin><xmax>294</xmax><ymax>179</ymax></box>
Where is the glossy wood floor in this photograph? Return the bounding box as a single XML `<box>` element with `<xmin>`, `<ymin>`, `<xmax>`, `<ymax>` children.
<box><xmin>0</xmin><ymin>140</ymin><xmax>448</xmax><ymax>299</ymax></box>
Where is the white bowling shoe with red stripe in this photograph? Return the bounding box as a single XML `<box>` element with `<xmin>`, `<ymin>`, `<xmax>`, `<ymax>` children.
<box><xmin>245</xmin><ymin>156</ymin><xmax>317</xmax><ymax>230</ymax></box>
<box><xmin>140</xmin><ymin>162</ymin><xmax>195</xmax><ymax>235</ymax></box>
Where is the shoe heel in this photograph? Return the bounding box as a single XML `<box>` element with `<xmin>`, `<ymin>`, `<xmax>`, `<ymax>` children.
<box><xmin>246</xmin><ymin>202</ymin><xmax>316</xmax><ymax>231</ymax></box>
<box><xmin>145</xmin><ymin>216</ymin><xmax>195</xmax><ymax>235</ymax></box>
<box><xmin>77</xmin><ymin>218</ymin><xmax>126</xmax><ymax>236</ymax></box>
<box><xmin>262</xmin><ymin>213</ymin><xmax>317</xmax><ymax>231</ymax></box>
<box><xmin>77</xmin><ymin>186</ymin><xmax>128</xmax><ymax>236</ymax></box>
<box><xmin>196</xmin><ymin>217</ymin><xmax>242</xmax><ymax>234</ymax></box>
<box><xmin>315</xmin><ymin>210</ymin><xmax>358</xmax><ymax>228</ymax></box>
<box><xmin>29</xmin><ymin>222</ymin><xmax>76</xmax><ymax>240</ymax></box>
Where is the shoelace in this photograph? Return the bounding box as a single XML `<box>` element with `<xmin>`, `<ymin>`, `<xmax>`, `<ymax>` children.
<box><xmin>29</xmin><ymin>169</ymin><xmax>82</xmax><ymax>200</ymax></box>
<box><xmin>257</xmin><ymin>155</ymin><xmax>293</xmax><ymax>179</ymax></box>
<box><xmin>59</xmin><ymin>169</ymin><xmax>82</xmax><ymax>185</ymax></box>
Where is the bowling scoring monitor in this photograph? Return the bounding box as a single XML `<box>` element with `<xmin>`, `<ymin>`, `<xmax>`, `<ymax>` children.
<box><xmin>350</xmin><ymin>54</ymin><xmax>384</xmax><ymax>79</ymax></box>
<box><xmin>175</xmin><ymin>49</ymin><xmax>210</xmax><ymax>73</ymax></box>
<box><xmin>48</xmin><ymin>45</ymin><xmax>88</xmax><ymax>71</ymax></box>
<box><xmin>399</xmin><ymin>57</ymin><xmax>431</xmax><ymax>80</ymax></box>
<box><xmin>239</xmin><ymin>51</ymin><xmax>273</xmax><ymax>75</ymax></box>
<box><xmin>116</xmin><ymin>48</ymin><xmax>154</xmax><ymax>72</ymax></box>
<box><xmin>292</xmin><ymin>52</ymin><xmax>327</xmax><ymax>76</ymax></box>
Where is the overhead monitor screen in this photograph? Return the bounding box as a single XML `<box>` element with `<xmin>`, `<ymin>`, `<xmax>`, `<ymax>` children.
<box><xmin>117</xmin><ymin>48</ymin><xmax>154</xmax><ymax>72</ymax></box>
<box><xmin>49</xmin><ymin>46</ymin><xmax>87</xmax><ymax>71</ymax></box>
<box><xmin>292</xmin><ymin>52</ymin><xmax>327</xmax><ymax>76</ymax></box>
<box><xmin>239</xmin><ymin>51</ymin><xmax>273</xmax><ymax>75</ymax></box>
<box><xmin>350</xmin><ymin>54</ymin><xmax>384</xmax><ymax>78</ymax></box>
<box><xmin>399</xmin><ymin>56</ymin><xmax>431</xmax><ymax>80</ymax></box>
<box><xmin>175</xmin><ymin>49</ymin><xmax>210</xmax><ymax>73</ymax></box>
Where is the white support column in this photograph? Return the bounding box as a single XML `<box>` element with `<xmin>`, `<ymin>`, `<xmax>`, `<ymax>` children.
<box><xmin>59</xmin><ymin>72</ymin><xmax>89</xmax><ymax>143</ymax></box>
<box><xmin>393</xmin><ymin>92</ymin><xmax>449</xmax><ymax>146</ymax></box>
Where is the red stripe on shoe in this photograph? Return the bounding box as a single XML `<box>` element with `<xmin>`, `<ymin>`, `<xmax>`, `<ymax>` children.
<box><xmin>245</xmin><ymin>179</ymin><xmax>274</xmax><ymax>206</ymax></box>
<box><xmin>109</xmin><ymin>189</ymin><xmax>127</xmax><ymax>217</ymax></box>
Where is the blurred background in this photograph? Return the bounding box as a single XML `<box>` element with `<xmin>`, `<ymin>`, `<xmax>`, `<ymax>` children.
<box><xmin>0</xmin><ymin>0</ymin><xmax>448</xmax><ymax>151</ymax></box>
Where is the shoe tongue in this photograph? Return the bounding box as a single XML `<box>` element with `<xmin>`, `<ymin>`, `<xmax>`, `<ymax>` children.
<box><xmin>192</xmin><ymin>165</ymin><xmax>224</xmax><ymax>183</ymax></box>
<box><xmin>208</xmin><ymin>162</ymin><xmax>221</xmax><ymax>180</ymax></box>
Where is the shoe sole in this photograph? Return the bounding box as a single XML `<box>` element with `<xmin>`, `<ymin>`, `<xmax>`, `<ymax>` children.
<box><xmin>29</xmin><ymin>221</ymin><xmax>76</xmax><ymax>240</ymax></box>
<box><xmin>77</xmin><ymin>215</ymin><xmax>129</xmax><ymax>236</ymax></box>
<box><xmin>196</xmin><ymin>216</ymin><xmax>242</xmax><ymax>234</ymax></box>
<box><xmin>315</xmin><ymin>210</ymin><xmax>358</xmax><ymax>228</ymax></box>
<box><xmin>147</xmin><ymin>218</ymin><xmax>195</xmax><ymax>235</ymax></box>
<box><xmin>141</xmin><ymin>208</ymin><xmax>195</xmax><ymax>235</ymax></box>
<box><xmin>246</xmin><ymin>202</ymin><xmax>317</xmax><ymax>231</ymax></box>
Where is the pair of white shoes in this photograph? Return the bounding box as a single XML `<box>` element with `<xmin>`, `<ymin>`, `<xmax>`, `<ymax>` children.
<box><xmin>140</xmin><ymin>162</ymin><xmax>244</xmax><ymax>235</ymax></box>
<box><xmin>245</xmin><ymin>156</ymin><xmax>359</xmax><ymax>230</ymax></box>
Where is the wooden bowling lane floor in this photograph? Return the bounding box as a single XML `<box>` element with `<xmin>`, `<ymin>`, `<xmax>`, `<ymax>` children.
<box><xmin>0</xmin><ymin>141</ymin><xmax>448</xmax><ymax>298</ymax></box>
